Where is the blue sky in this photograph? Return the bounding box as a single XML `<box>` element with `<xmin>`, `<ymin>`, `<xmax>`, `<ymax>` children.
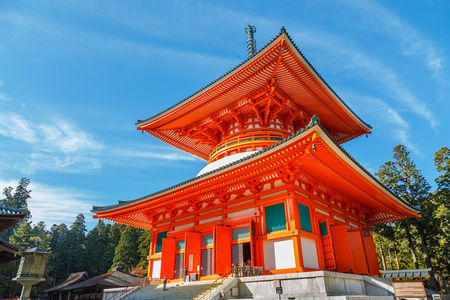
<box><xmin>0</xmin><ymin>1</ymin><xmax>449</xmax><ymax>229</ymax></box>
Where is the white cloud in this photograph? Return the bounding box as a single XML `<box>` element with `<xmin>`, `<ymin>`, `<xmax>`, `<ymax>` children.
<box><xmin>0</xmin><ymin>93</ymin><xmax>12</xmax><ymax>101</ymax></box>
<box><xmin>0</xmin><ymin>80</ymin><xmax>3</xmax><ymax>86</ymax></box>
<box><xmin>291</xmin><ymin>29</ymin><xmax>438</xmax><ymax>129</ymax></box>
<box><xmin>28</xmin><ymin>182</ymin><xmax>95</xmax><ymax>227</ymax></box>
<box><xmin>0</xmin><ymin>112</ymin><xmax>37</xmax><ymax>142</ymax></box>
<box><xmin>0</xmin><ymin>111</ymin><xmax>104</xmax><ymax>173</ymax></box>
<box><xmin>38</xmin><ymin>122</ymin><xmax>103</xmax><ymax>154</ymax></box>
<box><xmin>0</xmin><ymin>179</ymin><xmax>96</xmax><ymax>228</ymax></box>
<box><xmin>350</xmin><ymin>53</ymin><xmax>438</xmax><ymax>129</ymax></box>
<box><xmin>113</xmin><ymin>148</ymin><xmax>197</xmax><ymax>162</ymax></box>
<box><xmin>355</xmin><ymin>96</ymin><xmax>418</xmax><ymax>153</ymax></box>
<box><xmin>342</xmin><ymin>0</ymin><xmax>447</xmax><ymax>85</ymax></box>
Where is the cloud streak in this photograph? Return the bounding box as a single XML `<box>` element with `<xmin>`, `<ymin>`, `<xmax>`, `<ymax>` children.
<box><xmin>0</xmin><ymin>10</ymin><xmax>235</xmax><ymax>72</ymax></box>
<box><xmin>0</xmin><ymin>93</ymin><xmax>11</xmax><ymax>101</ymax></box>
<box><xmin>351</xmin><ymin>95</ymin><xmax>418</xmax><ymax>153</ymax></box>
<box><xmin>291</xmin><ymin>29</ymin><xmax>438</xmax><ymax>131</ymax></box>
<box><xmin>342</xmin><ymin>0</ymin><xmax>448</xmax><ymax>86</ymax></box>
<box><xmin>0</xmin><ymin>179</ymin><xmax>97</xmax><ymax>228</ymax></box>
<box><xmin>0</xmin><ymin>110</ymin><xmax>200</xmax><ymax>175</ymax></box>
<box><xmin>0</xmin><ymin>112</ymin><xmax>36</xmax><ymax>143</ymax></box>
<box><xmin>0</xmin><ymin>111</ymin><xmax>103</xmax><ymax>173</ymax></box>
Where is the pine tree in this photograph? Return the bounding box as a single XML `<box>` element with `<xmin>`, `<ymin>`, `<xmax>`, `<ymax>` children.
<box><xmin>112</xmin><ymin>226</ymin><xmax>144</xmax><ymax>271</ymax></box>
<box><xmin>97</xmin><ymin>223</ymin><xmax>112</xmax><ymax>274</ymax></box>
<box><xmin>106</xmin><ymin>223</ymin><xmax>125</xmax><ymax>271</ymax></box>
<box><xmin>137</xmin><ymin>230</ymin><xmax>151</xmax><ymax>270</ymax></box>
<box><xmin>65</xmin><ymin>214</ymin><xmax>87</xmax><ymax>276</ymax></box>
<box><xmin>31</xmin><ymin>221</ymin><xmax>51</xmax><ymax>250</ymax></box>
<box><xmin>376</xmin><ymin>145</ymin><xmax>438</xmax><ymax>291</ymax></box>
<box><xmin>84</xmin><ymin>220</ymin><xmax>111</xmax><ymax>276</ymax></box>
<box><xmin>48</xmin><ymin>223</ymin><xmax>69</xmax><ymax>286</ymax></box>
<box><xmin>433</xmin><ymin>147</ymin><xmax>450</xmax><ymax>292</ymax></box>
<box><xmin>1</xmin><ymin>178</ymin><xmax>32</xmax><ymax>241</ymax></box>
<box><xmin>9</xmin><ymin>220</ymin><xmax>32</xmax><ymax>249</ymax></box>
<box><xmin>1</xmin><ymin>177</ymin><xmax>32</xmax><ymax>217</ymax></box>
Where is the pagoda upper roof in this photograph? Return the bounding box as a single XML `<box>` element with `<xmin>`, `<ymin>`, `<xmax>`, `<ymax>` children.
<box><xmin>136</xmin><ymin>27</ymin><xmax>371</xmax><ymax>160</ymax></box>
<box><xmin>136</xmin><ymin>28</ymin><xmax>372</xmax><ymax>160</ymax></box>
<box><xmin>93</xmin><ymin>118</ymin><xmax>419</xmax><ymax>227</ymax></box>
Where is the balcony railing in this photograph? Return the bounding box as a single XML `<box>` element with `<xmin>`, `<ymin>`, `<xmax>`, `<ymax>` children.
<box><xmin>209</xmin><ymin>132</ymin><xmax>287</xmax><ymax>162</ymax></box>
<box><xmin>232</xmin><ymin>265</ymin><xmax>264</xmax><ymax>277</ymax></box>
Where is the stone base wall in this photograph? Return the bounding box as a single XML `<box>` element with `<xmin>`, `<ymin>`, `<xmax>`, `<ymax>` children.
<box><xmin>232</xmin><ymin>271</ymin><xmax>395</xmax><ymax>299</ymax></box>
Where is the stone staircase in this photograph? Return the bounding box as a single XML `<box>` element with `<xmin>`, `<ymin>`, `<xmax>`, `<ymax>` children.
<box><xmin>119</xmin><ymin>280</ymin><xmax>214</xmax><ymax>300</ymax></box>
<box><xmin>192</xmin><ymin>276</ymin><xmax>238</xmax><ymax>300</ymax></box>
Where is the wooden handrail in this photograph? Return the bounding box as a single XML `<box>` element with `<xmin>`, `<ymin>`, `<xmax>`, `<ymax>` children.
<box><xmin>209</xmin><ymin>131</ymin><xmax>287</xmax><ymax>162</ymax></box>
<box><xmin>191</xmin><ymin>268</ymin><xmax>233</xmax><ymax>300</ymax></box>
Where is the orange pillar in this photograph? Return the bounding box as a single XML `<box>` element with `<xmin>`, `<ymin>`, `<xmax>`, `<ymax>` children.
<box><xmin>287</xmin><ymin>194</ymin><xmax>302</xmax><ymax>270</ymax></box>
<box><xmin>185</xmin><ymin>232</ymin><xmax>202</xmax><ymax>277</ymax></box>
<box><xmin>147</xmin><ymin>231</ymin><xmax>157</xmax><ymax>277</ymax></box>
<box><xmin>160</xmin><ymin>238</ymin><xmax>177</xmax><ymax>279</ymax></box>
<box><xmin>214</xmin><ymin>226</ymin><xmax>232</xmax><ymax>274</ymax></box>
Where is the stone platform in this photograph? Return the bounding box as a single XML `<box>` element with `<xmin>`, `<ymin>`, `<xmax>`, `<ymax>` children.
<box><xmin>105</xmin><ymin>271</ymin><xmax>403</xmax><ymax>300</ymax></box>
<box><xmin>226</xmin><ymin>271</ymin><xmax>396</xmax><ymax>300</ymax></box>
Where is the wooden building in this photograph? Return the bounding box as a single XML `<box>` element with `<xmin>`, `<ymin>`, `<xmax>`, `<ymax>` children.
<box><xmin>92</xmin><ymin>28</ymin><xmax>420</xmax><ymax>281</ymax></box>
<box><xmin>0</xmin><ymin>205</ymin><xmax>27</xmax><ymax>265</ymax></box>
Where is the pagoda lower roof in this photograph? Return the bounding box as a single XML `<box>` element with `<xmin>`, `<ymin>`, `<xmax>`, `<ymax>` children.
<box><xmin>93</xmin><ymin>119</ymin><xmax>419</xmax><ymax>227</ymax></box>
<box><xmin>136</xmin><ymin>28</ymin><xmax>372</xmax><ymax>160</ymax></box>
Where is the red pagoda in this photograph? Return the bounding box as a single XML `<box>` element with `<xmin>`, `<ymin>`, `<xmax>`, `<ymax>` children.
<box><xmin>92</xmin><ymin>27</ymin><xmax>420</xmax><ymax>281</ymax></box>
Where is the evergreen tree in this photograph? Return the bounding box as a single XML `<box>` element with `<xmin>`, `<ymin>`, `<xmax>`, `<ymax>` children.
<box><xmin>106</xmin><ymin>223</ymin><xmax>125</xmax><ymax>271</ymax></box>
<box><xmin>97</xmin><ymin>223</ymin><xmax>113</xmax><ymax>274</ymax></box>
<box><xmin>433</xmin><ymin>147</ymin><xmax>450</xmax><ymax>293</ymax></box>
<box><xmin>31</xmin><ymin>221</ymin><xmax>51</xmax><ymax>250</ymax></box>
<box><xmin>376</xmin><ymin>158</ymin><xmax>421</xmax><ymax>270</ymax></box>
<box><xmin>137</xmin><ymin>230</ymin><xmax>151</xmax><ymax>270</ymax></box>
<box><xmin>84</xmin><ymin>220</ymin><xmax>113</xmax><ymax>276</ymax></box>
<box><xmin>0</xmin><ymin>179</ymin><xmax>32</xmax><ymax>298</ymax></box>
<box><xmin>376</xmin><ymin>145</ymin><xmax>438</xmax><ymax>291</ymax></box>
<box><xmin>112</xmin><ymin>226</ymin><xmax>144</xmax><ymax>271</ymax></box>
<box><xmin>65</xmin><ymin>214</ymin><xmax>87</xmax><ymax>276</ymax></box>
<box><xmin>9</xmin><ymin>220</ymin><xmax>32</xmax><ymax>249</ymax></box>
<box><xmin>48</xmin><ymin>223</ymin><xmax>69</xmax><ymax>286</ymax></box>
<box><xmin>1</xmin><ymin>177</ymin><xmax>31</xmax><ymax>217</ymax></box>
<box><xmin>0</xmin><ymin>178</ymin><xmax>32</xmax><ymax>241</ymax></box>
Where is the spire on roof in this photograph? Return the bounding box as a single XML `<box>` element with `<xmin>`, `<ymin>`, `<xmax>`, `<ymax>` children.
<box><xmin>245</xmin><ymin>24</ymin><xmax>257</xmax><ymax>58</ymax></box>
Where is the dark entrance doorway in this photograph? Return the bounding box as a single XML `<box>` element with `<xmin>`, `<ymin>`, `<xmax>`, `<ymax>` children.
<box><xmin>201</xmin><ymin>248</ymin><xmax>213</xmax><ymax>276</ymax></box>
<box><xmin>174</xmin><ymin>253</ymin><xmax>184</xmax><ymax>279</ymax></box>
<box><xmin>232</xmin><ymin>242</ymin><xmax>251</xmax><ymax>267</ymax></box>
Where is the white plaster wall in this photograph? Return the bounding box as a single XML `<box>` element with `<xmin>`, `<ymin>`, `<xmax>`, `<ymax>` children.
<box><xmin>152</xmin><ymin>259</ymin><xmax>161</xmax><ymax>279</ymax></box>
<box><xmin>198</xmin><ymin>215</ymin><xmax>222</xmax><ymax>224</ymax></box>
<box><xmin>301</xmin><ymin>237</ymin><xmax>319</xmax><ymax>269</ymax></box>
<box><xmin>228</xmin><ymin>207</ymin><xmax>254</xmax><ymax>218</ymax></box>
<box><xmin>174</xmin><ymin>222</ymin><xmax>194</xmax><ymax>231</ymax></box>
<box><xmin>264</xmin><ymin>238</ymin><xmax>296</xmax><ymax>270</ymax></box>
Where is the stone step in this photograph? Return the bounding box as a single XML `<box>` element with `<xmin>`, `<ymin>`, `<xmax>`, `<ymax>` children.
<box><xmin>122</xmin><ymin>280</ymin><xmax>214</xmax><ymax>300</ymax></box>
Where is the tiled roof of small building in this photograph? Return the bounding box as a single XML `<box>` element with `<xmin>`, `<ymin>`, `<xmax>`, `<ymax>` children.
<box><xmin>0</xmin><ymin>205</ymin><xmax>27</xmax><ymax>216</ymax></box>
